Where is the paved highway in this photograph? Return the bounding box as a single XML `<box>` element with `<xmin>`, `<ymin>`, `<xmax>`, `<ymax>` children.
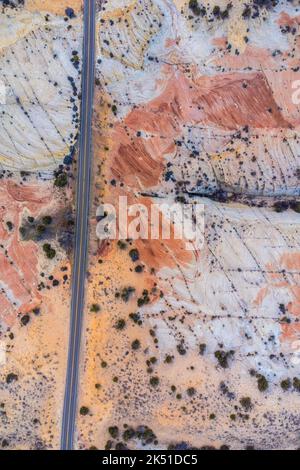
<box><xmin>61</xmin><ymin>0</ymin><xmax>96</xmax><ymax>450</ymax></box>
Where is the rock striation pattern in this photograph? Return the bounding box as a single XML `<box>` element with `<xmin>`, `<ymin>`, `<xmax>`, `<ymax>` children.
<box><xmin>0</xmin><ymin>0</ymin><xmax>82</xmax><ymax>449</ymax></box>
<box><xmin>0</xmin><ymin>4</ymin><xmax>82</xmax><ymax>171</ymax></box>
<box><xmin>77</xmin><ymin>0</ymin><xmax>300</xmax><ymax>450</ymax></box>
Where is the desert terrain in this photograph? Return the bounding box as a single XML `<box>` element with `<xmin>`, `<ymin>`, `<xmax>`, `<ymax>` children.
<box><xmin>76</xmin><ymin>0</ymin><xmax>300</xmax><ymax>450</ymax></box>
<box><xmin>0</xmin><ymin>0</ymin><xmax>82</xmax><ymax>449</ymax></box>
<box><xmin>0</xmin><ymin>0</ymin><xmax>300</xmax><ymax>451</ymax></box>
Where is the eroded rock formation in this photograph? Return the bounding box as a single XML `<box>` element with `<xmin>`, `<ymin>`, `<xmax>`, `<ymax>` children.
<box><xmin>77</xmin><ymin>0</ymin><xmax>300</xmax><ymax>450</ymax></box>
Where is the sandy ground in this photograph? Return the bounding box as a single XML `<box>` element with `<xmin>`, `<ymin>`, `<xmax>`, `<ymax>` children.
<box><xmin>0</xmin><ymin>267</ymin><xmax>70</xmax><ymax>449</ymax></box>
<box><xmin>26</xmin><ymin>0</ymin><xmax>83</xmax><ymax>15</ymax></box>
<box><xmin>76</xmin><ymin>0</ymin><xmax>300</xmax><ymax>450</ymax></box>
<box><xmin>0</xmin><ymin>0</ymin><xmax>82</xmax><ymax>449</ymax></box>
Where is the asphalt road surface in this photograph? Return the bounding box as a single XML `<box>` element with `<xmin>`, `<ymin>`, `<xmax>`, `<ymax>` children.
<box><xmin>61</xmin><ymin>0</ymin><xmax>96</xmax><ymax>450</ymax></box>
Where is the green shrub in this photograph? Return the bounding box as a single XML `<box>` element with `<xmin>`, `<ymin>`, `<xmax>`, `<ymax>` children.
<box><xmin>43</xmin><ymin>243</ymin><xmax>56</xmax><ymax>259</ymax></box>
<box><xmin>150</xmin><ymin>376</ymin><xmax>159</xmax><ymax>387</ymax></box>
<box><xmin>187</xmin><ymin>387</ymin><xmax>196</xmax><ymax>397</ymax></box>
<box><xmin>131</xmin><ymin>339</ymin><xmax>141</xmax><ymax>350</ymax></box>
<box><xmin>79</xmin><ymin>406</ymin><xmax>89</xmax><ymax>416</ymax></box>
<box><xmin>293</xmin><ymin>377</ymin><xmax>300</xmax><ymax>392</ymax></box>
<box><xmin>257</xmin><ymin>374</ymin><xmax>268</xmax><ymax>392</ymax></box>
<box><xmin>214</xmin><ymin>350</ymin><xmax>234</xmax><ymax>369</ymax></box>
<box><xmin>108</xmin><ymin>426</ymin><xmax>119</xmax><ymax>439</ymax></box>
<box><xmin>114</xmin><ymin>318</ymin><xmax>126</xmax><ymax>330</ymax></box>
<box><xmin>129</xmin><ymin>248</ymin><xmax>139</xmax><ymax>262</ymax></box>
<box><xmin>90</xmin><ymin>303</ymin><xmax>100</xmax><ymax>313</ymax></box>
<box><xmin>42</xmin><ymin>216</ymin><xmax>52</xmax><ymax>225</ymax></box>
<box><xmin>280</xmin><ymin>378</ymin><xmax>291</xmax><ymax>391</ymax></box>
<box><xmin>21</xmin><ymin>314</ymin><xmax>30</xmax><ymax>326</ymax></box>
<box><xmin>239</xmin><ymin>397</ymin><xmax>252</xmax><ymax>411</ymax></box>
<box><xmin>54</xmin><ymin>173</ymin><xmax>68</xmax><ymax>187</ymax></box>
<box><xmin>164</xmin><ymin>355</ymin><xmax>174</xmax><ymax>364</ymax></box>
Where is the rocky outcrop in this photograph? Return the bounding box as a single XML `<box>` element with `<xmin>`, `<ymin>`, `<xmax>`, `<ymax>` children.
<box><xmin>78</xmin><ymin>0</ymin><xmax>300</xmax><ymax>450</ymax></box>
<box><xmin>0</xmin><ymin>6</ymin><xmax>82</xmax><ymax>171</ymax></box>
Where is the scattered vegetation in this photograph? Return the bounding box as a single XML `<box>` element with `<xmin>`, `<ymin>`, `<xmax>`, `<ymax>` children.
<box><xmin>164</xmin><ymin>354</ymin><xmax>174</xmax><ymax>364</ymax></box>
<box><xmin>6</xmin><ymin>221</ymin><xmax>13</xmax><ymax>231</ymax></box>
<box><xmin>257</xmin><ymin>374</ymin><xmax>269</xmax><ymax>392</ymax></box>
<box><xmin>239</xmin><ymin>397</ymin><xmax>253</xmax><ymax>411</ymax></box>
<box><xmin>293</xmin><ymin>377</ymin><xmax>300</xmax><ymax>392</ymax></box>
<box><xmin>131</xmin><ymin>339</ymin><xmax>141</xmax><ymax>351</ymax></box>
<box><xmin>214</xmin><ymin>350</ymin><xmax>235</xmax><ymax>369</ymax></box>
<box><xmin>137</xmin><ymin>289</ymin><xmax>150</xmax><ymax>307</ymax></box>
<box><xmin>54</xmin><ymin>172</ymin><xmax>68</xmax><ymax>188</ymax></box>
<box><xmin>43</xmin><ymin>243</ymin><xmax>56</xmax><ymax>259</ymax></box>
<box><xmin>90</xmin><ymin>303</ymin><xmax>101</xmax><ymax>313</ymax></box>
<box><xmin>188</xmin><ymin>0</ymin><xmax>206</xmax><ymax>16</ymax></box>
<box><xmin>6</xmin><ymin>373</ymin><xmax>18</xmax><ymax>384</ymax></box>
<box><xmin>117</xmin><ymin>240</ymin><xmax>127</xmax><ymax>250</ymax></box>
<box><xmin>79</xmin><ymin>406</ymin><xmax>89</xmax><ymax>416</ymax></box>
<box><xmin>280</xmin><ymin>378</ymin><xmax>291</xmax><ymax>391</ymax></box>
<box><xmin>149</xmin><ymin>376</ymin><xmax>160</xmax><ymax>387</ymax></box>
<box><xmin>106</xmin><ymin>424</ymin><xmax>156</xmax><ymax>449</ymax></box>
<box><xmin>114</xmin><ymin>318</ymin><xmax>126</xmax><ymax>330</ymax></box>
<box><xmin>115</xmin><ymin>286</ymin><xmax>136</xmax><ymax>302</ymax></box>
<box><xmin>108</xmin><ymin>426</ymin><xmax>119</xmax><ymax>439</ymax></box>
<box><xmin>187</xmin><ymin>387</ymin><xmax>196</xmax><ymax>397</ymax></box>
<box><xmin>129</xmin><ymin>248</ymin><xmax>139</xmax><ymax>262</ymax></box>
<box><xmin>42</xmin><ymin>216</ymin><xmax>52</xmax><ymax>225</ymax></box>
<box><xmin>273</xmin><ymin>200</ymin><xmax>300</xmax><ymax>213</ymax></box>
<box><xmin>129</xmin><ymin>312</ymin><xmax>142</xmax><ymax>325</ymax></box>
<box><xmin>20</xmin><ymin>314</ymin><xmax>30</xmax><ymax>326</ymax></box>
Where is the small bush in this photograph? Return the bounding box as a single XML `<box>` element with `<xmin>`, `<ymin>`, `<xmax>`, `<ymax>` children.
<box><xmin>43</xmin><ymin>243</ymin><xmax>56</xmax><ymax>259</ymax></box>
<box><xmin>90</xmin><ymin>304</ymin><xmax>100</xmax><ymax>313</ymax></box>
<box><xmin>257</xmin><ymin>374</ymin><xmax>268</xmax><ymax>392</ymax></box>
<box><xmin>150</xmin><ymin>376</ymin><xmax>159</xmax><ymax>387</ymax></box>
<box><xmin>19</xmin><ymin>226</ymin><xmax>26</xmax><ymax>238</ymax></box>
<box><xmin>119</xmin><ymin>286</ymin><xmax>135</xmax><ymax>302</ymax></box>
<box><xmin>79</xmin><ymin>406</ymin><xmax>89</xmax><ymax>416</ymax></box>
<box><xmin>280</xmin><ymin>378</ymin><xmax>291</xmax><ymax>391</ymax></box>
<box><xmin>6</xmin><ymin>373</ymin><xmax>18</xmax><ymax>384</ymax></box>
<box><xmin>187</xmin><ymin>387</ymin><xmax>196</xmax><ymax>397</ymax></box>
<box><xmin>108</xmin><ymin>426</ymin><xmax>119</xmax><ymax>439</ymax></box>
<box><xmin>42</xmin><ymin>216</ymin><xmax>52</xmax><ymax>225</ymax></box>
<box><xmin>164</xmin><ymin>355</ymin><xmax>174</xmax><ymax>364</ymax></box>
<box><xmin>214</xmin><ymin>350</ymin><xmax>234</xmax><ymax>369</ymax></box>
<box><xmin>117</xmin><ymin>240</ymin><xmax>127</xmax><ymax>250</ymax></box>
<box><xmin>137</xmin><ymin>289</ymin><xmax>150</xmax><ymax>307</ymax></box>
<box><xmin>20</xmin><ymin>314</ymin><xmax>30</xmax><ymax>326</ymax></box>
<box><xmin>293</xmin><ymin>377</ymin><xmax>300</xmax><ymax>392</ymax></box>
<box><xmin>177</xmin><ymin>343</ymin><xmax>187</xmax><ymax>356</ymax></box>
<box><xmin>114</xmin><ymin>319</ymin><xmax>126</xmax><ymax>330</ymax></box>
<box><xmin>129</xmin><ymin>312</ymin><xmax>142</xmax><ymax>325</ymax></box>
<box><xmin>129</xmin><ymin>248</ymin><xmax>139</xmax><ymax>262</ymax></box>
<box><xmin>131</xmin><ymin>339</ymin><xmax>141</xmax><ymax>350</ymax></box>
<box><xmin>239</xmin><ymin>397</ymin><xmax>252</xmax><ymax>411</ymax></box>
<box><xmin>123</xmin><ymin>428</ymin><xmax>136</xmax><ymax>441</ymax></box>
<box><xmin>54</xmin><ymin>173</ymin><xmax>68</xmax><ymax>188</ymax></box>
